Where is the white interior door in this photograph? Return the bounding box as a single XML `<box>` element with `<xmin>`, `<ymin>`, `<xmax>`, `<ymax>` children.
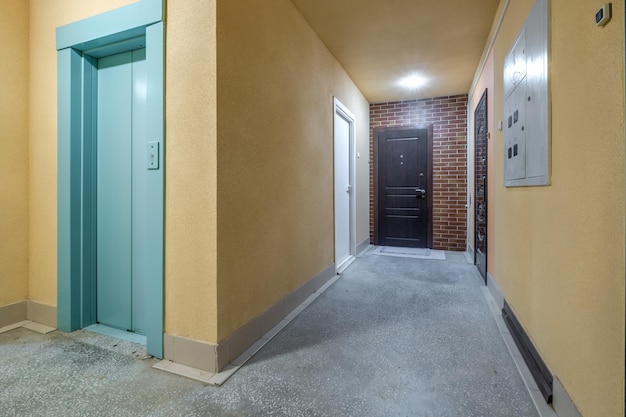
<box><xmin>334</xmin><ymin>99</ymin><xmax>355</xmax><ymax>272</ymax></box>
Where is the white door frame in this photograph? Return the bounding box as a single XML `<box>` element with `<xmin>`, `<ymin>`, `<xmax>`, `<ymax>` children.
<box><xmin>333</xmin><ymin>98</ymin><xmax>357</xmax><ymax>273</ymax></box>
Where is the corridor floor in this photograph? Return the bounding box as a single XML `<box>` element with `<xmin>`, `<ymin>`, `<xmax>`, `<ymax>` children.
<box><xmin>0</xmin><ymin>250</ymin><xmax>540</xmax><ymax>417</ymax></box>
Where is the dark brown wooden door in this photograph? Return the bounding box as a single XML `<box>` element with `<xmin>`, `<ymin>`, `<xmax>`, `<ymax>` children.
<box><xmin>375</xmin><ymin>127</ymin><xmax>432</xmax><ymax>248</ymax></box>
<box><xmin>474</xmin><ymin>90</ymin><xmax>488</xmax><ymax>283</ymax></box>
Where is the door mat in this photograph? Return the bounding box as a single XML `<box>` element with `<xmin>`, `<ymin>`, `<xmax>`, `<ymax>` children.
<box><xmin>372</xmin><ymin>246</ymin><xmax>446</xmax><ymax>260</ymax></box>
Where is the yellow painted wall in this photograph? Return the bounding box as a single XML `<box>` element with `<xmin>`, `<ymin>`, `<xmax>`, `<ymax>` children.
<box><xmin>476</xmin><ymin>0</ymin><xmax>625</xmax><ymax>415</ymax></box>
<box><xmin>216</xmin><ymin>0</ymin><xmax>370</xmax><ymax>340</ymax></box>
<box><xmin>0</xmin><ymin>0</ymin><xmax>30</xmax><ymax>307</ymax></box>
<box><xmin>164</xmin><ymin>0</ymin><xmax>218</xmax><ymax>343</ymax></box>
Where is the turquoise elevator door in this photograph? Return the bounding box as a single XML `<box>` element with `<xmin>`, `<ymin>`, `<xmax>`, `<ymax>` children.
<box><xmin>96</xmin><ymin>49</ymin><xmax>148</xmax><ymax>334</ymax></box>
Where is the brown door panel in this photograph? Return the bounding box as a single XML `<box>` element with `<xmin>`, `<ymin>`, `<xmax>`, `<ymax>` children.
<box><xmin>375</xmin><ymin>126</ymin><xmax>433</xmax><ymax>248</ymax></box>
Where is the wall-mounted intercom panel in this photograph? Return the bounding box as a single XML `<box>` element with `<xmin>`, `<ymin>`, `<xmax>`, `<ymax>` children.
<box><xmin>503</xmin><ymin>0</ymin><xmax>550</xmax><ymax>187</ymax></box>
<box><xmin>595</xmin><ymin>3</ymin><xmax>612</xmax><ymax>26</ymax></box>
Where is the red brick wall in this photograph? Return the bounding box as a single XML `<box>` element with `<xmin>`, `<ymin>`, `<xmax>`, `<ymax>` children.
<box><xmin>370</xmin><ymin>94</ymin><xmax>468</xmax><ymax>251</ymax></box>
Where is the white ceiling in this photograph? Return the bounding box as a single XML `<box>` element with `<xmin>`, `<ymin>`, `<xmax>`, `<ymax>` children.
<box><xmin>291</xmin><ymin>0</ymin><xmax>501</xmax><ymax>103</ymax></box>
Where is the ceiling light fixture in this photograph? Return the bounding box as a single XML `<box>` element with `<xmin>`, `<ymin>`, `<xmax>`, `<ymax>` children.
<box><xmin>398</xmin><ymin>74</ymin><xmax>427</xmax><ymax>90</ymax></box>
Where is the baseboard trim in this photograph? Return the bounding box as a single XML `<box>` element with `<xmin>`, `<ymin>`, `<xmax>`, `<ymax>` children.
<box><xmin>465</xmin><ymin>244</ymin><xmax>474</xmax><ymax>264</ymax></box>
<box><xmin>0</xmin><ymin>301</ymin><xmax>27</xmax><ymax>328</ymax></box>
<box><xmin>336</xmin><ymin>255</ymin><xmax>356</xmax><ymax>274</ymax></box>
<box><xmin>163</xmin><ymin>333</ymin><xmax>219</xmax><ymax>372</ymax></box>
<box><xmin>356</xmin><ymin>238</ymin><xmax>371</xmax><ymax>256</ymax></box>
<box><xmin>552</xmin><ymin>375</ymin><xmax>582</xmax><ymax>417</ymax></box>
<box><xmin>0</xmin><ymin>300</ymin><xmax>57</xmax><ymax>329</ymax></box>
<box><xmin>486</xmin><ymin>272</ymin><xmax>504</xmax><ymax>310</ymax></box>
<box><xmin>220</xmin><ymin>263</ymin><xmax>336</xmax><ymax>366</ymax></box>
<box><xmin>163</xmin><ymin>263</ymin><xmax>337</xmax><ymax>374</ymax></box>
<box><xmin>480</xmin><ymin>288</ymin><xmax>557</xmax><ymax>417</ymax></box>
<box><xmin>502</xmin><ymin>301</ymin><xmax>553</xmax><ymax>403</ymax></box>
<box><xmin>27</xmin><ymin>300</ymin><xmax>57</xmax><ymax>328</ymax></box>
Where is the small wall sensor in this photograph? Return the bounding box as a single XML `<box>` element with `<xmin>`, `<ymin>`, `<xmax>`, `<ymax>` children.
<box><xmin>596</xmin><ymin>3</ymin><xmax>612</xmax><ymax>26</ymax></box>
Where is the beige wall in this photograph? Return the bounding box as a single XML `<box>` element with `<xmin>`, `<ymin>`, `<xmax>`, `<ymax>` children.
<box><xmin>216</xmin><ymin>0</ymin><xmax>370</xmax><ymax>340</ymax></box>
<box><xmin>0</xmin><ymin>0</ymin><xmax>30</xmax><ymax>307</ymax></box>
<box><xmin>164</xmin><ymin>0</ymin><xmax>218</xmax><ymax>343</ymax></box>
<box><xmin>471</xmin><ymin>0</ymin><xmax>625</xmax><ymax>415</ymax></box>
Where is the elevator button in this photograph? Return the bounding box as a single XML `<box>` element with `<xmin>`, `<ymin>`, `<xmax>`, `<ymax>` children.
<box><xmin>147</xmin><ymin>142</ymin><xmax>159</xmax><ymax>170</ymax></box>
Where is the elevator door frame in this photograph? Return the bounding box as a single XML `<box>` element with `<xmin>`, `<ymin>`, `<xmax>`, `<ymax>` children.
<box><xmin>57</xmin><ymin>0</ymin><xmax>164</xmax><ymax>358</ymax></box>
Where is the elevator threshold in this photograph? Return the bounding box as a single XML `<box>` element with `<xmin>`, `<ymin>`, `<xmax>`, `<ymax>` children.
<box><xmin>84</xmin><ymin>324</ymin><xmax>147</xmax><ymax>345</ymax></box>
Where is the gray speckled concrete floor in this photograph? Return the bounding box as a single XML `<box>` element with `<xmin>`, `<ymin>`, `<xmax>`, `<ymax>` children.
<box><xmin>0</xmin><ymin>251</ymin><xmax>539</xmax><ymax>417</ymax></box>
